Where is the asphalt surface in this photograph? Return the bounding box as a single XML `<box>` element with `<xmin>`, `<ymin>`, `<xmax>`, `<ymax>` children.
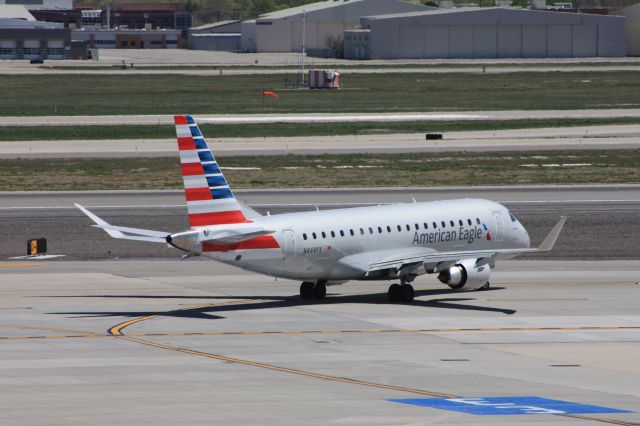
<box><xmin>2</xmin><ymin>124</ymin><xmax>640</xmax><ymax>158</ymax></box>
<box><xmin>1</xmin><ymin>186</ymin><xmax>638</xmax><ymax>261</ymax></box>
<box><xmin>1</xmin><ymin>259</ymin><xmax>639</xmax><ymax>425</ymax></box>
<box><xmin>3</xmin><ymin>110</ymin><xmax>640</xmax><ymax>126</ymax></box>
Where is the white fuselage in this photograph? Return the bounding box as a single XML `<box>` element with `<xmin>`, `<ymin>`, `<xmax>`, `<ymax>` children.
<box><xmin>201</xmin><ymin>198</ymin><xmax>530</xmax><ymax>281</ymax></box>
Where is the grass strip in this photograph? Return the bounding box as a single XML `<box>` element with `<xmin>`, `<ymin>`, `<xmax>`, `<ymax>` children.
<box><xmin>2</xmin><ymin>72</ymin><xmax>640</xmax><ymax>116</ymax></box>
<box><xmin>3</xmin><ymin>150</ymin><xmax>639</xmax><ymax>191</ymax></box>
<box><xmin>41</xmin><ymin>62</ymin><xmax>640</xmax><ymax>71</ymax></box>
<box><xmin>2</xmin><ymin>118</ymin><xmax>640</xmax><ymax>141</ymax></box>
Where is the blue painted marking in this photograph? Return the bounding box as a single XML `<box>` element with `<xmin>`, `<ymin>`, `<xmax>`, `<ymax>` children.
<box><xmin>388</xmin><ymin>397</ymin><xmax>632</xmax><ymax>415</ymax></box>
<box><xmin>185</xmin><ymin>115</ymin><xmax>195</xmax><ymax>124</ymax></box>
<box><xmin>190</xmin><ymin>126</ymin><xmax>203</xmax><ymax>137</ymax></box>
<box><xmin>482</xmin><ymin>223</ymin><xmax>488</xmax><ymax>231</ymax></box>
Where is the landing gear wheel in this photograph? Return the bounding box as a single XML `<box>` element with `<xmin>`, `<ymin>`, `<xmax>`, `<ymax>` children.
<box><xmin>400</xmin><ymin>284</ymin><xmax>415</xmax><ymax>303</ymax></box>
<box><xmin>313</xmin><ymin>281</ymin><xmax>327</xmax><ymax>299</ymax></box>
<box><xmin>478</xmin><ymin>281</ymin><xmax>490</xmax><ymax>291</ymax></box>
<box><xmin>388</xmin><ymin>283</ymin><xmax>401</xmax><ymax>303</ymax></box>
<box><xmin>300</xmin><ymin>281</ymin><xmax>314</xmax><ymax>299</ymax></box>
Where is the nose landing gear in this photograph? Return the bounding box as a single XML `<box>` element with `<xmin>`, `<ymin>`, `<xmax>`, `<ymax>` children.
<box><xmin>300</xmin><ymin>280</ymin><xmax>327</xmax><ymax>299</ymax></box>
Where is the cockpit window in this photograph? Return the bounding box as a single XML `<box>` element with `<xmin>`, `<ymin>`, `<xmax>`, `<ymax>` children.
<box><xmin>509</xmin><ymin>211</ymin><xmax>518</xmax><ymax>222</ymax></box>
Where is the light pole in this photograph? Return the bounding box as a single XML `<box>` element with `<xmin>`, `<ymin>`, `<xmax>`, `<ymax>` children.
<box><xmin>301</xmin><ymin>10</ymin><xmax>306</xmax><ymax>86</ymax></box>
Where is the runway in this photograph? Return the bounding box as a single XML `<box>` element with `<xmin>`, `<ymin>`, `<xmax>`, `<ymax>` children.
<box><xmin>3</xmin><ymin>109</ymin><xmax>640</xmax><ymax>126</ymax></box>
<box><xmin>2</xmin><ymin>125</ymin><xmax>639</xmax><ymax>158</ymax></box>
<box><xmin>1</xmin><ymin>259</ymin><xmax>639</xmax><ymax>425</ymax></box>
<box><xmin>1</xmin><ymin>185</ymin><xmax>639</xmax><ymax>260</ymax></box>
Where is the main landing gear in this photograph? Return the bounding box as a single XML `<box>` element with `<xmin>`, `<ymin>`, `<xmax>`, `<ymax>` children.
<box><xmin>300</xmin><ymin>280</ymin><xmax>326</xmax><ymax>299</ymax></box>
<box><xmin>387</xmin><ymin>282</ymin><xmax>414</xmax><ymax>303</ymax></box>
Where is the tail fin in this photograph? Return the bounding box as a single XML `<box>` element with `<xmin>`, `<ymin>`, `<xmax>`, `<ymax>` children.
<box><xmin>174</xmin><ymin>114</ymin><xmax>248</xmax><ymax>227</ymax></box>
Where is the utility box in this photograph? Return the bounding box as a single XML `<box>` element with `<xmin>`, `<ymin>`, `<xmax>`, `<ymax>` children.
<box><xmin>308</xmin><ymin>70</ymin><xmax>340</xmax><ymax>89</ymax></box>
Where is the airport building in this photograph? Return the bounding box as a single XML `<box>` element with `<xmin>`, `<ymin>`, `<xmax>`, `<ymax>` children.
<box><xmin>240</xmin><ymin>0</ymin><xmax>431</xmax><ymax>54</ymax></box>
<box><xmin>71</xmin><ymin>28</ymin><xmax>180</xmax><ymax>49</ymax></box>
<box><xmin>344</xmin><ymin>7</ymin><xmax>626</xmax><ymax>59</ymax></box>
<box><xmin>188</xmin><ymin>20</ymin><xmax>241</xmax><ymax>51</ymax></box>
<box><xmin>618</xmin><ymin>2</ymin><xmax>640</xmax><ymax>56</ymax></box>
<box><xmin>0</xmin><ymin>5</ymin><xmax>70</xmax><ymax>59</ymax></box>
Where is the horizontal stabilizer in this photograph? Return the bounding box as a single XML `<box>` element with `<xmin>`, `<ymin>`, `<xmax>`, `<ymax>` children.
<box><xmin>75</xmin><ymin>203</ymin><xmax>169</xmax><ymax>244</ymax></box>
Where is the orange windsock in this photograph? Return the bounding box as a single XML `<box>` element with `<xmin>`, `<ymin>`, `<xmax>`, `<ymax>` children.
<box><xmin>262</xmin><ymin>91</ymin><xmax>279</xmax><ymax>99</ymax></box>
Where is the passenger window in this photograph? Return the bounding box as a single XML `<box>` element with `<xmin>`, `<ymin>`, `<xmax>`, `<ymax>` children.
<box><xmin>368</xmin><ymin>227</ymin><xmax>373</xmax><ymax>234</ymax></box>
<box><xmin>397</xmin><ymin>225</ymin><xmax>401</xmax><ymax>232</ymax></box>
<box><xmin>312</xmin><ymin>232</ymin><xmax>317</xmax><ymax>239</ymax></box>
<box><xmin>476</xmin><ymin>218</ymin><xmax>481</xmax><ymax>225</ymax></box>
<box><xmin>350</xmin><ymin>229</ymin><xmax>354</xmax><ymax>236</ymax></box>
<box><xmin>405</xmin><ymin>224</ymin><xmax>410</xmax><ymax>231</ymax></box>
<box><xmin>330</xmin><ymin>231</ymin><xmax>335</xmax><ymax>238</ymax></box>
<box><xmin>360</xmin><ymin>228</ymin><xmax>364</xmax><ymax>235</ymax></box>
<box><xmin>450</xmin><ymin>220</ymin><xmax>455</xmax><ymax>227</ymax></box>
<box><xmin>340</xmin><ymin>230</ymin><xmax>344</xmax><ymax>237</ymax></box>
<box><xmin>414</xmin><ymin>223</ymin><xmax>419</xmax><ymax>230</ymax></box>
<box><xmin>303</xmin><ymin>233</ymin><xmax>307</xmax><ymax>240</ymax></box>
<box><xmin>433</xmin><ymin>222</ymin><xmax>437</xmax><ymax>228</ymax></box>
<box><xmin>467</xmin><ymin>219</ymin><xmax>472</xmax><ymax>225</ymax></box>
<box><xmin>423</xmin><ymin>223</ymin><xmax>428</xmax><ymax>229</ymax></box>
<box><xmin>378</xmin><ymin>226</ymin><xmax>382</xmax><ymax>234</ymax></box>
<box><xmin>386</xmin><ymin>226</ymin><xmax>391</xmax><ymax>232</ymax></box>
<box><xmin>459</xmin><ymin>220</ymin><xmax>463</xmax><ymax>226</ymax></box>
<box><xmin>441</xmin><ymin>221</ymin><xmax>446</xmax><ymax>228</ymax></box>
<box><xmin>321</xmin><ymin>231</ymin><xmax>326</xmax><ymax>238</ymax></box>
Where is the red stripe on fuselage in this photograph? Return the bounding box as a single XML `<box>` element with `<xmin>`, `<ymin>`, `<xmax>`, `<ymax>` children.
<box><xmin>181</xmin><ymin>162</ymin><xmax>204</xmax><ymax>176</ymax></box>
<box><xmin>174</xmin><ymin>115</ymin><xmax>188</xmax><ymax>125</ymax></box>
<box><xmin>189</xmin><ymin>210</ymin><xmax>247</xmax><ymax>227</ymax></box>
<box><xmin>178</xmin><ymin>137</ymin><xmax>196</xmax><ymax>150</ymax></box>
<box><xmin>185</xmin><ymin>187</ymin><xmax>212</xmax><ymax>201</ymax></box>
<box><xmin>203</xmin><ymin>235</ymin><xmax>280</xmax><ymax>252</ymax></box>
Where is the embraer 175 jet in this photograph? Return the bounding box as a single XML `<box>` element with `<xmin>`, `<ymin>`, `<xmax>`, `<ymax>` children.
<box><xmin>76</xmin><ymin>115</ymin><xmax>566</xmax><ymax>303</ymax></box>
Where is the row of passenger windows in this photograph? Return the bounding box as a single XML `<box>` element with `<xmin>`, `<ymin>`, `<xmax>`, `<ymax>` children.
<box><xmin>302</xmin><ymin>218</ymin><xmax>482</xmax><ymax>241</ymax></box>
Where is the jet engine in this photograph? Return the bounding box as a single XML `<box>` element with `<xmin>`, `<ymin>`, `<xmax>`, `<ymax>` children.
<box><xmin>438</xmin><ymin>259</ymin><xmax>490</xmax><ymax>291</ymax></box>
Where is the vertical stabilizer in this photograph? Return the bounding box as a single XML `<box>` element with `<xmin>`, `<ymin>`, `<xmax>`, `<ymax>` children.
<box><xmin>174</xmin><ymin>115</ymin><xmax>248</xmax><ymax>227</ymax></box>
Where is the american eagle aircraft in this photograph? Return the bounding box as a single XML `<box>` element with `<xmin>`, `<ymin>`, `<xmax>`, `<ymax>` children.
<box><xmin>76</xmin><ymin>115</ymin><xmax>566</xmax><ymax>303</ymax></box>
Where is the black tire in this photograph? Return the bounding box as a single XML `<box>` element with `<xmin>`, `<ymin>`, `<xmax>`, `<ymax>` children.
<box><xmin>388</xmin><ymin>283</ymin><xmax>401</xmax><ymax>302</ymax></box>
<box><xmin>313</xmin><ymin>281</ymin><xmax>327</xmax><ymax>299</ymax></box>
<box><xmin>478</xmin><ymin>281</ymin><xmax>490</xmax><ymax>291</ymax></box>
<box><xmin>400</xmin><ymin>284</ymin><xmax>414</xmax><ymax>303</ymax></box>
<box><xmin>300</xmin><ymin>281</ymin><xmax>314</xmax><ymax>299</ymax></box>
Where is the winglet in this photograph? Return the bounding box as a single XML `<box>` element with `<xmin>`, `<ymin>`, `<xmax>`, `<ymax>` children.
<box><xmin>74</xmin><ymin>203</ymin><xmax>125</xmax><ymax>238</ymax></box>
<box><xmin>537</xmin><ymin>216</ymin><xmax>567</xmax><ymax>252</ymax></box>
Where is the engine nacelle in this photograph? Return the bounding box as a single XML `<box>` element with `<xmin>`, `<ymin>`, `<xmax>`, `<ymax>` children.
<box><xmin>438</xmin><ymin>259</ymin><xmax>490</xmax><ymax>291</ymax></box>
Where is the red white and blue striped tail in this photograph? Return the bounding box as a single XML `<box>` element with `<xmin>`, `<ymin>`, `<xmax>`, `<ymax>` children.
<box><xmin>174</xmin><ymin>115</ymin><xmax>247</xmax><ymax>227</ymax></box>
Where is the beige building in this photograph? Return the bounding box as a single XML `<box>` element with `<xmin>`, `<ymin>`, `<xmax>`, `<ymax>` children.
<box><xmin>241</xmin><ymin>0</ymin><xmax>431</xmax><ymax>54</ymax></box>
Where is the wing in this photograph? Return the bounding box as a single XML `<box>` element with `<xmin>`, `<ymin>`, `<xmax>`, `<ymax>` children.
<box><xmin>364</xmin><ymin>216</ymin><xmax>567</xmax><ymax>275</ymax></box>
<box><xmin>75</xmin><ymin>203</ymin><xmax>170</xmax><ymax>243</ymax></box>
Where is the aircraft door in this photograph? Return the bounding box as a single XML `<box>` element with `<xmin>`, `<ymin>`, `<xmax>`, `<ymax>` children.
<box><xmin>282</xmin><ymin>229</ymin><xmax>296</xmax><ymax>260</ymax></box>
<box><xmin>492</xmin><ymin>211</ymin><xmax>504</xmax><ymax>242</ymax></box>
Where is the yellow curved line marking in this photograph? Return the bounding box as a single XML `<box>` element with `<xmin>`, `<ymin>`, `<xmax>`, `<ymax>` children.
<box><xmin>108</xmin><ymin>300</ymin><xmax>253</xmax><ymax>336</ymax></box>
<box><xmin>120</xmin><ymin>335</ymin><xmax>456</xmax><ymax>398</ymax></box>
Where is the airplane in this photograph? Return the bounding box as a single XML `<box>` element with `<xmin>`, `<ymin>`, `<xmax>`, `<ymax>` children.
<box><xmin>76</xmin><ymin>114</ymin><xmax>566</xmax><ymax>303</ymax></box>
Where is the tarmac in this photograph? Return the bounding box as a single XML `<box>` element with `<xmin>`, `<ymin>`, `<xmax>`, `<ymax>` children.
<box><xmin>1</xmin><ymin>124</ymin><xmax>639</xmax><ymax>158</ymax></box>
<box><xmin>3</xmin><ymin>110</ymin><xmax>640</xmax><ymax>126</ymax></box>
<box><xmin>1</xmin><ymin>259</ymin><xmax>639</xmax><ymax>425</ymax></box>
